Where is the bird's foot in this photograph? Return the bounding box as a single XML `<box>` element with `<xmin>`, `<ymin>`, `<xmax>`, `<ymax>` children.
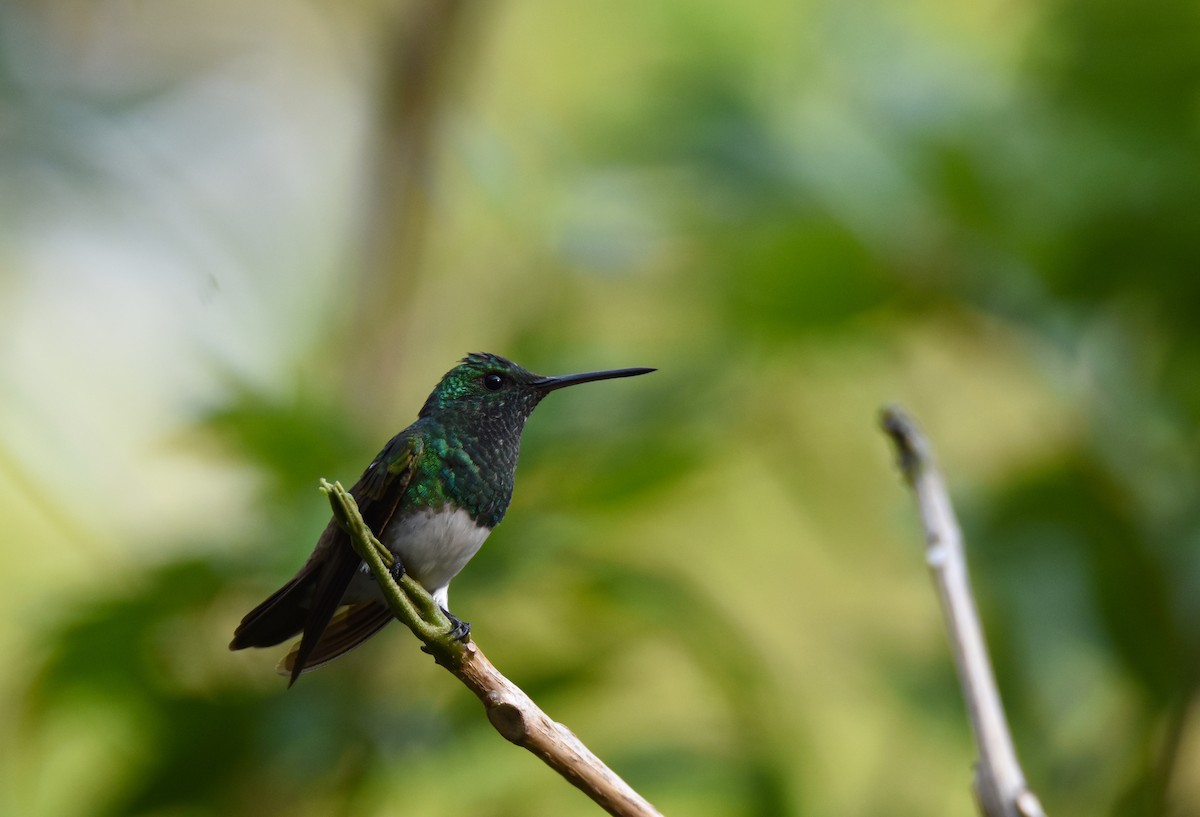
<box><xmin>442</xmin><ymin>608</ymin><xmax>471</xmax><ymax>642</ymax></box>
<box><xmin>388</xmin><ymin>558</ymin><xmax>406</xmax><ymax>583</ymax></box>
<box><xmin>419</xmin><ymin>609</ymin><xmax>471</xmax><ymax>654</ymax></box>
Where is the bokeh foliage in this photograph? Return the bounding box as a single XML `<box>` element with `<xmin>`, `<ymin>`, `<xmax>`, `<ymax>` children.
<box><xmin>2</xmin><ymin>1</ymin><xmax>1199</xmax><ymax>816</ymax></box>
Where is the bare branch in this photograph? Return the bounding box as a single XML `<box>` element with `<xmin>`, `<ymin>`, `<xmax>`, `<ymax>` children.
<box><xmin>880</xmin><ymin>406</ymin><xmax>1048</xmax><ymax>817</ymax></box>
<box><xmin>321</xmin><ymin>480</ymin><xmax>664</xmax><ymax>817</ymax></box>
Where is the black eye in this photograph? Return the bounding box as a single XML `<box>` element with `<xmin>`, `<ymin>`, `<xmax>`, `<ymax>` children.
<box><xmin>483</xmin><ymin>373</ymin><xmax>504</xmax><ymax>391</ymax></box>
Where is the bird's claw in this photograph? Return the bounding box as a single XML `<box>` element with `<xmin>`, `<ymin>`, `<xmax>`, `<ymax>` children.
<box><xmin>388</xmin><ymin>559</ymin><xmax>406</xmax><ymax>583</ymax></box>
<box><xmin>442</xmin><ymin>608</ymin><xmax>471</xmax><ymax>642</ymax></box>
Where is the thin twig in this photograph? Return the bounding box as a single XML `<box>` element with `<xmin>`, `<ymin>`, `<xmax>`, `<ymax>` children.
<box><xmin>320</xmin><ymin>480</ymin><xmax>664</xmax><ymax>817</ymax></box>
<box><xmin>880</xmin><ymin>406</ymin><xmax>1047</xmax><ymax>817</ymax></box>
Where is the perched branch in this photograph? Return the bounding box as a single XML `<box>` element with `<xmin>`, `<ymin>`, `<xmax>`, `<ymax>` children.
<box><xmin>880</xmin><ymin>407</ymin><xmax>1047</xmax><ymax>817</ymax></box>
<box><xmin>320</xmin><ymin>480</ymin><xmax>664</xmax><ymax>817</ymax></box>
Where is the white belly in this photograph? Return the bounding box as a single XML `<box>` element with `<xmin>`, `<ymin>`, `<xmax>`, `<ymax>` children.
<box><xmin>349</xmin><ymin>505</ymin><xmax>490</xmax><ymax>610</ymax></box>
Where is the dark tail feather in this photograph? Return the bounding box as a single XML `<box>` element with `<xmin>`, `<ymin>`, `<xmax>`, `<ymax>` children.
<box><xmin>230</xmin><ymin>567</ymin><xmax>321</xmax><ymax>650</ymax></box>
<box><xmin>278</xmin><ymin>602</ymin><xmax>394</xmax><ymax>678</ymax></box>
<box><xmin>231</xmin><ymin>506</ymin><xmax>399</xmax><ymax>684</ymax></box>
<box><xmin>230</xmin><ymin>524</ymin><xmax>367</xmax><ymax>685</ymax></box>
<box><xmin>284</xmin><ymin>539</ymin><xmax>363</xmax><ymax>686</ymax></box>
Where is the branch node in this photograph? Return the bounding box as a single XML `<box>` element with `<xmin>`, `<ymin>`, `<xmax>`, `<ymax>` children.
<box><xmin>486</xmin><ymin>697</ymin><xmax>528</xmax><ymax>743</ymax></box>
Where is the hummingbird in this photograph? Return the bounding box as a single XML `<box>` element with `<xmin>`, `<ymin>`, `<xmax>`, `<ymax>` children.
<box><xmin>230</xmin><ymin>352</ymin><xmax>654</xmax><ymax>685</ymax></box>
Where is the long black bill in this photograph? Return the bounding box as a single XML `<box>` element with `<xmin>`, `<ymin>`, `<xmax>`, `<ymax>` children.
<box><xmin>533</xmin><ymin>366</ymin><xmax>655</xmax><ymax>392</ymax></box>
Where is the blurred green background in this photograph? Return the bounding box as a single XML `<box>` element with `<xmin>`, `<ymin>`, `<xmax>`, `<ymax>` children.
<box><xmin>2</xmin><ymin>1</ymin><xmax>1198</xmax><ymax>815</ymax></box>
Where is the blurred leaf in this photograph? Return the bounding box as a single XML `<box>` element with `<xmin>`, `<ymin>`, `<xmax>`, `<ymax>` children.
<box><xmin>201</xmin><ymin>381</ymin><xmax>374</xmax><ymax>505</ymax></box>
